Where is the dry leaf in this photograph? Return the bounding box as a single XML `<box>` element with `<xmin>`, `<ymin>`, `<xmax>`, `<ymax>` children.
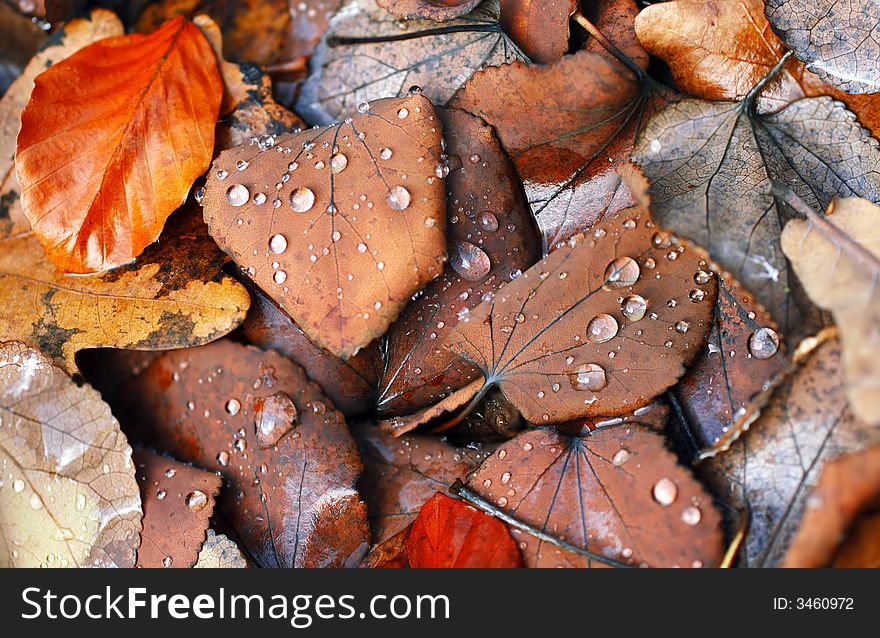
<box><xmin>133</xmin><ymin>448</ymin><xmax>221</xmax><ymax>569</ymax></box>
<box><xmin>0</xmin><ymin>207</ymin><xmax>250</xmax><ymax>374</ymax></box>
<box><xmin>0</xmin><ymin>341</ymin><xmax>142</xmax><ymax>567</ymax></box>
<box><xmin>500</xmin><ymin>0</ymin><xmax>576</xmax><ymax>64</ymax></box>
<box><xmin>194</xmin><ymin>529</ymin><xmax>248</xmax><ymax>568</ymax></box>
<box><xmin>203</xmin><ymin>93</ymin><xmax>446</xmax><ymax>359</ymax></box>
<box><xmin>16</xmin><ymin>16</ymin><xmax>223</xmax><ymax>272</ymax></box>
<box><xmin>377</xmin><ymin>0</ymin><xmax>482</xmax><ymax>22</ymax></box>
<box><xmin>781</xmin><ymin>196</ymin><xmax>880</xmax><ymax>426</ymax></box>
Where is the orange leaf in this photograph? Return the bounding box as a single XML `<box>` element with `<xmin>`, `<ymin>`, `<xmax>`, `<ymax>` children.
<box><xmin>15</xmin><ymin>16</ymin><xmax>223</xmax><ymax>273</ymax></box>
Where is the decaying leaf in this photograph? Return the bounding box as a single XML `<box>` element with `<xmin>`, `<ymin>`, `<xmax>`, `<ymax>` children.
<box><xmin>633</xmin><ymin>95</ymin><xmax>880</xmax><ymax>341</ymax></box>
<box><xmin>133</xmin><ymin>448</ymin><xmax>221</xmax><ymax>569</ymax></box>
<box><xmin>297</xmin><ymin>0</ymin><xmax>524</xmax><ymax>125</ymax></box>
<box><xmin>0</xmin><ymin>207</ymin><xmax>250</xmax><ymax>374</ymax></box>
<box><xmin>467</xmin><ymin>426</ymin><xmax>724</xmax><ymax>567</ymax></box>
<box><xmin>119</xmin><ymin>340</ymin><xmax>370</xmax><ymax>568</ymax></box>
<box><xmin>376</xmin><ymin>0</ymin><xmax>482</xmax><ymax>22</ymax></box>
<box><xmin>375</xmin><ymin>107</ymin><xmax>541</xmax><ymax>416</ymax></box>
<box><xmin>433</xmin><ymin>210</ymin><xmax>717</xmax><ymax>426</ymax></box>
<box><xmin>203</xmin><ymin>93</ymin><xmax>446</xmax><ymax>359</ymax></box>
<box><xmin>765</xmin><ymin>0</ymin><xmax>880</xmax><ymax>94</ymax></box>
<box><xmin>16</xmin><ymin>16</ymin><xmax>223</xmax><ymax>273</ymax></box>
<box><xmin>781</xmin><ymin>196</ymin><xmax>880</xmax><ymax>426</ymax></box>
<box><xmin>354</xmin><ymin>424</ymin><xmax>492</xmax><ymax>543</ymax></box>
<box><xmin>194</xmin><ymin>529</ymin><xmax>248</xmax><ymax>568</ymax></box>
<box><xmin>0</xmin><ymin>8</ymin><xmax>123</xmax><ymax>241</ymax></box>
<box><xmin>0</xmin><ymin>341</ymin><xmax>142</xmax><ymax>568</ymax></box>
<box><xmin>499</xmin><ymin>0</ymin><xmax>576</xmax><ymax>64</ymax></box>
<box><xmin>783</xmin><ymin>446</ymin><xmax>880</xmax><ymax>568</ymax></box>
<box><xmin>702</xmin><ymin>336</ymin><xmax>880</xmax><ymax>567</ymax></box>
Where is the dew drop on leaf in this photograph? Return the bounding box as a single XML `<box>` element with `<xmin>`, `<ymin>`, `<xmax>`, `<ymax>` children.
<box><xmin>254</xmin><ymin>392</ymin><xmax>298</xmax><ymax>448</ymax></box>
<box><xmin>450</xmin><ymin>239</ymin><xmax>491</xmax><ymax>281</ymax></box>
<box><xmin>226</xmin><ymin>184</ymin><xmax>250</xmax><ymax>207</ymax></box>
<box><xmin>568</xmin><ymin>363</ymin><xmax>608</xmax><ymax>392</ymax></box>
<box><xmin>748</xmin><ymin>327</ymin><xmax>780</xmax><ymax>359</ymax></box>
<box><xmin>290</xmin><ymin>186</ymin><xmax>315</xmax><ymax>212</ymax></box>
<box><xmin>386</xmin><ymin>185</ymin><xmax>411</xmax><ymax>210</ymax></box>
<box><xmin>603</xmin><ymin>257</ymin><xmax>640</xmax><ymax>289</ymax></box>
<box><xmin>621</xmin><ymin>294</ymin><xmax>648</xmax><ymax>321</ymax></box>
<box><xmin>587</xmin><ymin>314</ymin><xmax>619</xmax><ymax>343</ymax></box>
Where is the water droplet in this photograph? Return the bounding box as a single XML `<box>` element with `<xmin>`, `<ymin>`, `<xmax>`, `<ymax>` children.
<box><xmin>397</xmin><ymin>108</ymin><xmax>409</xmax><ymax>119</ymax></box>
<box><xmin>652</xmin><ymin>478</ymin><xmax>677</xmax><ymax>506</ymax></box>
<box><xmin>501</xmin><ymin>472</ymin><xmax>512</xmax><ymax>485</ymax></box>
<box><xmin>165</xmin><ymin>468</ymin><xmax>176</xmax><ymax>478</ymax></box>
<box><xmin>216</xmin><ymin>169</ymin><xmax>228</xmax><ymax>180</ymax></box>
<box><xmin>450</xmin><ymin>240</ymin><xmax>491</xmax><ymax>281</ymax></box>
<box><xmin>477</xmin><ymin>211</ymin><xmax>499</xmax><ymax>231</ymax></box>
<box><xmin>236</xmin><ymin>160</ymin><xmax>249</xmax><ymax>171</ymax></box>
<box><xmin>587</xmin><ymin>314</ymin><xmax>619</xmax><ymax>343</ymax></box>
<box><xmin>689</xmin><ymin>289</ymin><xmax>706</xmax><ymax>302</ymax></box>
<box><xmin>288</xmin><ymin>161</ymin><xmax>299</xmax><ymax>171</ymax></box>
<box><xmin>332</xmin><ymin>230</ymin><xmax>341</xmax><ymax>242</ymax></box>
<box><xmin>186</xmin><ymin>490</ymin><xmax>207</xmax><ymax>512</ymax></box>
<box><xmin>357</xmin><ymin>101</ymin><xmax>370</xmax><ymax>113</ymax></box>
<box><xmin>234</xmin><ymin>437</ymin><xmax>247</xmax><ymax>452</ymax></box>
<box><xmin>603</xmin><ymin>257</ymin><xmax>640</xmax><ymax>289</ymax></box>
<box><xmin>226</xmin><ymin>184</ymin><xmax>250</xmax><ymax>207</ymax></box>
<box><xmin>156</xmin><ymin>490</ymin><xmax>166</xmax><ymax>500</ymax></box>
<box><xmin>310</xmin><ymin>400</ymin><xmax>326</xmax><ymax>415</ymax></box>
<box><xmin>612</xmin><ymin>449</ymin><xmax>631</xmax><ymax>466</ymax></box>
<box><xmin>217</xmin><ymin>451</ymin><xmax>230</xmax><ymax>466</ymax></box>
<box><xmin>694</xmin><ymin>270</ymin><xmax>712</xmax><ymax>285</ymax></box>
<box><xmin>253</xmin><ymin>192</ymin><xmax>267</xmax><ymax>205</ymax></box>
<box><xmin>330</xmin><ymin>153</ymin><xmax>348</xmax><ymax>173</ymax></box>
<box><xmin>290</xmin><ymin>187</ymin><xmax>315</xmax><ymax>212</ymax></box>
<box><xmin>621</xmin><ymin>294</ymin><xmax>648</xmax><ymax>321</ymax></box>
<box><xmin>387</xmin><ymin>185</ymin><xmax>411</xmax><ymax>210</ymax></box>
<box><xmin>194</xmin><ymin>187</ymin><xmax>205</xmax><ymax>204</ymax></box>
<box><xmin>254</xmin><ymin>393</ymin><xmax>298</xmax><ymax>448</ymax></box>
<box><xmin>568</xmin><ymin>363</ymin><xmax>608</xmax><ymax>392</ymax></box>
<box><xmin>674</xmin><ymin>321</ymin><xmax>690</xmax><ymax>334</ymax></box>
<box><xmin>269</xmin><ymin>234</ymin><xmax>288</xmax><ymax>254</ymax></box>
<box><xmin>748</xmin><ymin>327</ymin><xmax>779</xmax><ymax>359</ymax></box>
<box><xmin>162</xmin><ymin>556</ymin><xmax>172</xmax><ymax>567</ymax></box>
<box><xmin>681</xmin><ymin>506</ymin><xmax>702</xmax><ymax>526</ymax></box>
<box><xmin>274</xmin><ymin>270</ymin><xmax>287</xmax><ymax>284</ymax></box>
<box><xmin>380</xmin><ymin>148</ymin><xmax>393</xmax><ymax>160</ymax></box>
<box><xmin>225</xmin><ymin>398</ymin><xmax>241</xmax><ymax>416</ymax></box>
<box><xmin>357</xmin><ymin>242</ymin><xmax>367</xmax><ymax>253</ymax></box>
<box><xmin>12</xmin><ymin>479</ymin><xmax>24</xmax><ymax>493</ymax></box>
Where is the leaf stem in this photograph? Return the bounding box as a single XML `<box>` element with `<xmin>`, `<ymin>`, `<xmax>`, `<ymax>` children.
<box><xmin>745</xmin><ymin>50</ymin><xmax>793</xmax><ymax>114</ymax></box>
<box><xmin>720</xmin><ymin>506</ymin><xmax>750</xmax><ymax>568</ymax></box>
<box><xmin>327</xmin><ymin>24</ymin><xmax>504</xmax><ymax>47</ymax></box>
<box><xmin>430</xmin><ymin>381</ymin><xmax>492</xmax><ymax>433</ymax></box>
<box><xmin>450</xmin><ymin>480</ymin><xmax>633</xmax><ymax>568</ymax></box>
<box><xmin>571</xmin><ymin>10</ymin><xmax>645</xmax><ymax>81</ymax></box>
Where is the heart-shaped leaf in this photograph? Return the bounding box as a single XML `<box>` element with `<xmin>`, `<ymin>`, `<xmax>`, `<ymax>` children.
<box><xmin>203</xmin><ymin>93</ymin><xmax>447</xmax><ymax>359</ymax></box>
<box><xmin>16</xmin><ymin>16</ymin><xmax>223</xmax><ymax>273</ymax></box>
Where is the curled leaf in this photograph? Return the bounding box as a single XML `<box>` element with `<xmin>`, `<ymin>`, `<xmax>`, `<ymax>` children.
<box><xmin>0</xmin><ymin>341</ymin><xmax>142</xmax><ymax>567</ymax></box>
<box><xmin>194</xmin><ymin>529</ymin><xmax>248</xmax><ymax>568</ymax></box>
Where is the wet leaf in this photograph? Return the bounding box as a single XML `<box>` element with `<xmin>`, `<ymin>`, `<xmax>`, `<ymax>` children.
<box><xmin>297</xmin><ymin>0</ymin><xmax>524</xmax><ymax>125</ymax></box>
<box><xmin>765</xmin><ymin>0</ymin><xmax>880</xmax><ymax>94</ymax></box>
<box><xmin>119</xmin><ymin>340</ymin><xmax>370</xmax><ymax>568</ymax></box>
<box><xmin>0</xmin><ymin>207</ymin><xmax>250</xmax><ymax>374</ymax></box>
<box><xmin>467</xmin><ymin>426</ymin><xmax>724</xmax><ymax>567</ymax></box>
<box><xmin>194</xmin><ymin>529</ymin><xmax>248</xmax><ymax>568</ymax></box>
<box><xmin>133</xmin><ymin>448</ymin><xmax>221</xmax><ymax>569</ymax></box>
<box><xmin>702</xmin><ymin>336</ymin><xmax>880</xmax><ymax>567</ymax></box>
<box><xmin>375</xmin><ymin>107</ymin><xmax>541</xmax><ymax>416</ymax></box>
<box><xmin>0</xmin><ymin>9</ymin><xmax>123</xmax><ymax>241</ymax></box>
<box><xmin>0</xmin><ymin>341</ymin><xmax>142</xmax><ymax>568</ymax></box>
<box><xmin>377</xmin><ymin>0</ymin><xmax>482</xmax><ymax>22</ymax></box>
<box><xmin>783</xmin><ymin>446</ymin><xmax>880</xmax><ymax>568</ymax></box>
<box><xmin>451</xmin><ymin>49</ymin><xmax>670</xmax><ymax>249</ymax></box>
<box><xmin>16</xmin><ymin>16</ymin><xmax>223</xmax><ymax>273</ymax></box>
<box><xmin>499</xmin><ymin>0</ymin><xmax>576</xmax><ymax>64</ymax></box>
<box><xmin>583</xmin><ymin>0</ymin><xmax>648</xmax><ymax>68</ymax></box>
<box><xmin>781</xmin><ymin>196</ymin><xmax>880</xmax><ymax>426</ymax></box>
<box><xmin>436</xmin><ymin>210</ymin><xmax>718</xmax><ymax>426</ymax></box>
<box><xmin>203</xmin><ymin>93</ymin><xmax>447</xmax><ymax>360</ymax></box>
<box><xmin>354</xmin><ymin>424</ymin><xmax>492</xmax><ymax>543</ymax></box>
<box><xmin>632</xmin><ymin>96</ymin><xmax>880</xmax><ymax>341</ymax></box>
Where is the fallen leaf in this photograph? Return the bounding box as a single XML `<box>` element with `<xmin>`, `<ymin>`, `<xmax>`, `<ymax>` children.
<box><xmin>436</xmin><ymin>210</ymin><xmax>718</xmax><ymax>425</ymax></box>
<box><xmin>354</xmin><ymin>424</ymin><xmax>492</xmax><ymax>543</ymax></box>
<box><xmin>362</xmin><ymin>525</ymin><xmax>409</xmax><ymax>567</ymax></box>
<box><xmin>764</xmin><ymin>0</ymin><xmax>880</xmax><ymax>94</ymax></box>
<box><xmin>377</xmin><ymin>0</ymin><xmax>482</xmax><ymax>22</ymax></box>
<box><xmin>379</xmin><ymin>378</ymin><xmax>482</xmax><ymax>435</ymax></box>
<box><xmin>632</xmin><ymin>95</ymin><xmax>880</xmax><ymax>341</ymax></box>
<box><xmin>297</xmin><ymin>0</ymin><xmax>524</xmax><ymax>125</ymax></box>
<box><xmin>583</xmin><ymin>0</ymin><xmax>648</xmax><ymax>68</ymax></box>
<box><xmin>133</xmin><ymin>448</ymin><xmax>221</xmax><ymax>569</ymax></box>
<box><xmin>499</xmin><ymin>0</ymin><xmax>576</xmax><ymax>64</ymax></box>
<box><xmin>0</xmin><ymin>8</ymin><xmax>123</xmax><ymax>241</ymax></box>
<box><xmin>781</xmin><ymin>196</ymin><xmax>880</xmax><ymax>426</ymax></box>
<box><xmin>16</xmin><ymin>16</ymin><xmax>223</xmax><ymax>273</ymax></box>
<box><xmin>194</xmin><ymin>529</ymin><xmax>248</xmax><ymax>568</ymax></box>
<box><xmin>783</xmin><ymin>446</ymin><xmax>880</xmax><ymax>568</ymax></box>
<box><xmin>203</xmin><ymin>93</ymin><xmax>447</xmax><ymax>359</ymax></box>
<box><xmin>702</xmin><ymin>335</ymin><xmax>880</xmax><ymax>567</ymax></box>
<box><xmin>281</xmin><ymin>0</ymin><xmax>344</xmax><ymax>62</ymax></box>
<box><xmin>467</xmin><ymin>426</ymin><xmax>724</xmax><ymax>567</ymax></box>
<box><xmin>0</xmin><ymin>341</ymin><xmax>142</xmax><ymax>567</ymax></box>
<box><xmin>0</xmin><ymin>206</ymin><xmax>250</xmax><ymax>374</ymax></box>
<box><xmin>119</xmin><ymin>340</ymin><xmax>370</xmax><ymax>568</ymax></box>
<box><xmin>375</xmin><ymin>107</ymin><xmax>541</xmax><ymax>416</ymax></box>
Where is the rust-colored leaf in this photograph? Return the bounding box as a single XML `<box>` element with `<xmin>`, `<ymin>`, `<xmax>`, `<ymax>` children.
<box><xmin>0</xmin><ymin>206</ymin><xmax>250</xmax><ymax>374</ymax></box>
<box><xmin>500</xmin><ymin>0</ymin><xmax>576</xmax><ymax>64</ymax></box>
<box><xmin>0</xmin><ymin>341</ymin><xmax>142</xmax><ymax>568</ymax></box>
<box><xmin>0</xmin><ymin>9</ymin><xmax>123</xmax><ymax>241</ymax></box>
<box><xmin>15</xmin><ymin>16</ymin><xmax>223</xmax><ymax>273</ymax></box>
<box><xmin>467</xmin><ymin>426</ymin><xmax>723</xmax><ymax>567</ymax></box>
<box><xmin>203</xmin><ymin>93</ymin><xmax>447</xmax><ymax>359</ymax></box>
<box><xmin>583</xmin><ymin>0</ymin><xmax>648</xmax><ymax>68</ymax></box>
<box><xmin>194</xmin><ymin>529</ymin><xmax>249</xmax><ymax>568</ymax></box>
<box><xmin>133</xmin><ymin>448</ymin><xmax>221</xmax><ymax>569</ymax></box>
<box><xmin>377</xmin><ymin>0</ymin><xmax>482</xmax><ymax>22</ymax></box>
<box><xmin>119</xmin><ymin>340</ymin><xmax>370</xmax><ymax>568</ymax></box>
<box><xmin>375</xmin><ymin>107</ymin><xmax>541</xmax><ymax>416</ymax></box>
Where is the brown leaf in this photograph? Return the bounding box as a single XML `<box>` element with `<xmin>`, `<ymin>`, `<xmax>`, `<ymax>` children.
<box><xmin>375</xmin><ymin>107</ymin><xmax>541</xmax><ymax>416</ymax></box>
<box><xmin>781</xmin><ymin>196</ymin><xmax>880</xmax><ymax>426</ymax></box>
<box><xmin>783</xmin><ymin>446</ymin><xmax>880</xmax><ymax>568</ymax></box>
<box><xmin>280</xmin><ymin>0</ymin><xmax>343</xmax><ymax>62</ymax></box>
<box><xmin>133</xmin><ymin>448</ymin><xmax>221</xmax><ymax>569</ymax></box>
<box><xmin>203</xmin><ymin>93</ymin><xmax>447</xmax><ymax>359</ymax></box>
<box><xmin>119</xmin><ymin>340</ymin><xmax>370</xmax><ymax>568</ymax></box>
<box><xmin>16</xmin><ymin>16</ymin><xmax>223</xmax><ymax>273</ymax></box>
<box><xmin>0</xmin><ymin>207</ymin><xmax>250</xmax><ymax>374</ymax></box>
<box><xmin>500</xmin><ymin>0</ymin><xmax>576</xmax><ymax>64</ymax></box>
<box><xmin>632</xmin><ymin>96</ymin><xmax>880</xmax><ymax>342</ymax></box>
<box><xmin>467</xmin><ymin>426</ymin><xmax>724</xmax><ymax>567</ymax></box>
<box><xmin>0</xmin><ymin>341</ymin><xmax>142</xmax><ymax>567</ymax></box>
<box><xmin>297</xmin><ymin>0</ymin><xmax>524</xmax><ymax>125</ymax></box>
<box><xmin>451</xmin><ymin>49</ymin><xmax>669</xmax><ymax>249</ymax></box>
<box><xmin>765</xmin><ymin>0</ymin><xmax>880</xmax><ymax>94</ymax></box>
<box><xmin>436</xmin><ymin>210</ymin><xmax>717</xmax><ymax>426</ymax></box>
<box><xmin>194</xmin><ymin>529</ymin><xmax>249</xmax><ymax>568</ymax></box>
<box><xmin>354</xmin><ymin>424</ymin><xmax>492</xmax><ymax>543</ymax></box>
<box><xmin>702</xmin><ymin>335</ymin><xmax>880</xmax><ymax>567</ymax></box>
<box><xmin>377</xmin><ymin>0</ymin><xmax>483</xmax><ymax>22</ymax></box>
<box><xmin>240</xmin><ymin>280</ymin><xmax>379</xmax><ymax>417</ymax></box>
<box><xmin>0</xmin><ymin>8</ymin><xmax>123</xmax><ymax>241</ymax></box>
<box><xmin>583</xmin><ymin>0</ymin><xmax>648</xmax><ymax>69</ymax></box>
<box><xmin>379</xmin><ymin>378</ymin><xmax>482</xmax><ymax>435</ymax></box>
